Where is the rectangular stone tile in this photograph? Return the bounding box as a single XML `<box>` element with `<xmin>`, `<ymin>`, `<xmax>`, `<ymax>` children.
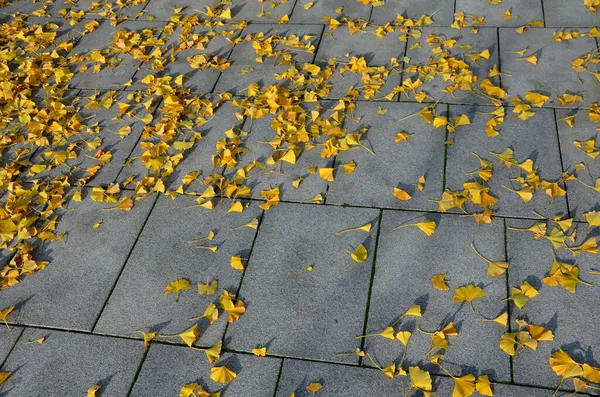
<box><xmin>116</xmin><ymin>98</ymin><xmax>243</xmax><ymax>192</ymax></box>
<box><xmin>16</xmin><ymin>0</ymin><xmax>149</xmax><ymax>18</ymax></box>
<box><xmin>544</xmin><ymin>0</ymin><xmax>600</xmax><ymax>27</ymax></box>
<box><xmin>131</xmin><ymin>345</ymin><xmax>281</xmax><ymax>396</ymax></box>
<box><xmin>290</xmin><ymin>0</ymin><xmax>371</xmax><ymax>23</ymax></box>
<box><xmin>313</xmin><ymin>26</ymin><xmax>406</xmax><ymax>99</ymax></box>
<box><xmin>0</xmin><ymin>192</ymin><xmax>155</xmax><ymax>331</ymax></box>
<box><xmin>326</xmin><ymin>102</ymin><xmax>445</xmax><ymax>210</ymax></box>
<box><xmin>403</xmin><ymin>27</ymin><xmax>499</xmax><ymax>105</ymax></box>
<box><xmin>365</xmin><ymin>211</ymin><xmax>511</xmax><ymax>381</ymax></box>
<box><xmin>230</xmin><ymin>0</ymin><xmax>296</xmax><ymax>22</ymax></box>
<box><xmin>445</xmin><ymin>105</ymin><xmax>568</xmax><ymax>218</ymax></box>
<box><xmin>277</xmin><ymin>359</ymin><xmax>546</xmax><ymax>396</ymax></box>
<box><xmin>94</xmin><ymin>195</ymin><xmax>262</xmax><ymax>346</ymax></box>
<box><xmin>499</xmin><ymin>28</ymin><xmax>600</xmax><ymax>107</ymax></box>
<box><xmin>507</xmin><ymin>219</ymin><xmax>600</xmax><ymax>393</ymax></box>
<box><xmin>0</xmin><ymin>329</ymin><xmax>144</xmax><ymax>396</ymax></box>
<box><xmin>17</xmin><ymin>17</ymin><xmax>85</xmax><ymax>51</ymax></box>
<box><xmin>370</xmin><ymin>0</ymin><xmax>455</xmax><ymax>26</ymax></box>
<box><xmin>214</xmin><ymin>23</ymin><xmax>324</xmax><ymax>95</ymax></box>
<box><xmin>223</xmin><ymin>105</ymin><xmax>333</xmax><ymax>202</ymax></box>
<box><xmin>68</xmin><ymin>20</ymin><xmax>166</xmax><ymax>90</ymax></box>
<box><xmin>225</xmin><ymin>203</ymin><xmax>379</xmax><ymax>363</ymax></box>
<box><xmin>130</xmin><ymin>24</ymin><xmax>240</xmax><ymax>94</ymax></box>
<box><xmin>141</xmin><ymin>0</ymin><xmax>215</xmax><ymax>21</ymax></box>
<box><xmin>26</xmin><ymin>90</ymin><xmax>156</xmax><ymax>186</ymax></box>
<box><xmin>0</xmin><ymin>327</ymin><xmax>22</xmax><ymax>364</ymax></box>
<box><xmin>556</xmin><ymin>108</ymin><xmax>600</xmax><ymax>221</ymax></box>
<box><xmin>456</xmin><ymin>0</ymin><xmax>544</xmax><ymax>27</ymax></box>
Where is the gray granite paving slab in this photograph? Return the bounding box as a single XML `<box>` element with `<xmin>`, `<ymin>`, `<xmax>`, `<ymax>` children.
<box><xmin>214</xmin><ymin>23</ymin><xmax>324</xmax><ymax>94</ymax></box>
<box><xmin>543</xmin><ymin>0</ymin><xmax>600</xmax><ymax>27</ymax></box>
<box><xmin>230</xmin><ymin>0</ymin><xmax>296</xmax><ymax>23</ymax></box>
<box><xmin>327</xmin><ymin>102</ymin><xmax>445</xmax><ymax>210</ymax></box>
<box><xmin>556</xmin><ymin>107</ymin><xmax>600</xmax><ymax>221</ymax></box>
<box><xmin>403</xmin><ymin>27</ymin><xmax>499</xmax><ymax>105</ymax></box>
<box><xmin>365</xmin><ymin>211</ymin><xmax>511</xmax><ymax>381</ymax></box>
<box><xmin>499</xmin><ymin>28</ymin><xmax>600</xmax><ymax>107</ymax></box>
<box><xmin>290</xmin><ymin>0</ymin><xmax>371</xmax><ymax>23</ymax></box>
<box><xmin>0</xmin><ymin>327</ymin><xmax>22</xmax><ymax>364</ymax></box>
<box><xmin>27</xmin><ymin>89</ymin><xmax>155</xmax><ymax>186</ymax></box>
<box><xmin>223</xmin><ymin>107</ymin><xmax>332</xmax><ymax>202</ymax></box>
<box><xmin>140</xmin><ymin>0</ymin><xmax>215</xmax><ymax>21</ymax></box>
<box><xmin>225</xmin><ymin>203</ymin><xmax>378</xmax><ymax>363</ymax></box>
<box><xmin>370</xmin><ymin>0</ymin><xmax>455</xmax><ymax>26</ymax></box>
<box><xmin>17</xmin><ymin>17</ymin><xmax>85</xmax><ymax>51</ymax></box>
<box><xmin>314</xmin><ymin>26</ymin><xmax>406</xmax><ymax>99</ymax></box>
<box><xmin>131</xmin><ymin>345</ymin><xmax>281</xmax><ymax>396</ymax></box>
<box><xmin>116</xmin><ymin>100</ymin><xmax>243</xmax><ymax>192</ymax></box>
<box><xmin>130</xmin><ymin>25</ymin><xmax>239</xmax><ymax>94</ymax></box>
<box><xmin>0</xmin><ymin>329</ymin><xmax>143</xmax><ymax>396</ymax></box>
<box><xmin>507</xmin><ymin>218</ymin><xmax>600</xmax><ymax>394</ymax></box>
<box><xmin>68</xmin><ymin>20</ymin><xmax>166</xmax><ymax>90</ymax></box>
<box><xmin>456</xmin><ymin>0</ymin><xmax>544</xmax><ymax>27</ymax></box>
<box><xmin>277</xmin><ymin>359</ymin><xmax>548</xmax><ymax>396</ymax></box>
<box><xmin>94</xmin><ymin>195</ymin><xmax>262</xmax><ymax>346</ymax></box>
<box><xmin>0</xmin><ymin>192</ymin><xmax>155</xmax><ymax>331</ymax></box>
<box><xmin>445</xmin><ymin>105</ymin><xmax>568</xmax><ymax>218</ymax></box>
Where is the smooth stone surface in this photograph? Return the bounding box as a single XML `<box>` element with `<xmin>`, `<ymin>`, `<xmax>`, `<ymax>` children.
<box><xmin>0</xmin><ymin>327</ymin><xmax>22</xmax><ymax>364</ymax></box>
<box><xmin>116</xmin><ymin>100</ymin><xmax>244</xmax><ymax>192</ymax></box>
<box><xmin>223</xmin><ymin>106</ymin><xmax>333</xmax><ymax>202</ymax></box>
<box><xmin>131</xmin><ymin>346</ymin><xmax>281</xmax><ymax>396</ymax></box>
<box><xmin>365</xmin><ymin>211</ymin><xmax>511</xmax><ymax>381</ymax></box>
<box><xmin>327</xmin><ymin>102</ymin><xmax>445</xmax><ymax>210</ymax></box>
<box><xmin>94</xmin><ymin>196</ymin><xmax>262</xmax><ymax>347</ymax></box>
<box><xmin>403</xmin><ymin>27</ymin><xmax>499</xmax><ymax>104</ymax></box>
<box><xmin>214</xmin><ymin>23</ymin><xmax>324</xmax><ymax>94</ymax></box>
<box><xmin>543</xmin><ymin>0</ymin><xmax>600</xmax><ymax>27</ymax></box>
<box><xmin>456</xmin><ymin>0</ymin><xmax>544</xmax><ymax>27</ymax></box>
<box><xmin>16</xmin><ymin>0</ymin><xmax>148</xmax><ymax>18</ymax></box>
<box><xmin>225</xmin><ymin>203</ymin><xmax>379</xmax><ymax>363</ymax></box>
<box><xmin>445</xmin><ymin>105</ymin><xmax>568</xmax><ymax>218</ymax></box>
<box><xmin>507</xmin><ymin>219</ymin><xmax>600</xmax><ymax>394</ymax></box>
<box><xmin>556</xmin><ymin>108</ymin><xmax>600</xmax><ymax>220</ymax></box>
<box><xmin>142</xmin><ymin>0</ymin><xmax>215</xmax><ymax>21</ymax></box>
<box><xmin>499</xmin><ymin>28</ymin><xmax>600</xmax><ymax>107</ymax></box>
<box><xmin>0</xmin><ymin>329</ymin><xmax>143</xmax><ymax>396</ymax></box>
<box><xmin>314</xmin><ymin>27</ymin><xmax>406</xmax><ymax>99</ymax></box>
<box><xmin>0</xmin><ymin>192</ymin><xmax>155</xmax><ymax>331</ymax></box>
<box><xmin>370</xmin><ymin>0</ymin><xmax>455</xmax><ymax>26</ymax></box>
<box><xmin>130</xmin><ymin>26</ymin><xmax>239</xmax><ymax>93</ymax></box>
<box><xmin>230</xmin><ymin>0</ymin><xmax>296</xmax><ymax>22</ymax></box>
<box><xmin>68</xmin><ymin>21</ymin><xmax>165</xmax><ymax>90</ymax></box>
<box><xmin>290</xmin><ymin>0</ymin><xmax>371</xmax><ymax>23</ymax></box>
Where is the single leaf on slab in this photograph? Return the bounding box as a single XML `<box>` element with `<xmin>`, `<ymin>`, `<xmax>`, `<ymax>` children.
<box><xmin>103</xmin><ymin>196</ymin><xmax>134</xmax><ymax>211</ymax></box>
<box><xmin>203</xmin><ymin>340</ymin><xmax>222</xmax><ymax>365</ymax></box>
<box><xmin>582</xmin><ymin>363</ymin><xmax>600</xmax><ymax>383</ymax></box>
<box><xmin>409</xmin><ymin>366</ymin><xmax>433</xmax><ymax>391</ymax></box>
<box><xmin>349</xmin><ymin>244</ymin><xmax>368</xmax><ymax>264</ymax></box>
<box><xmin>0</xmin><ymin>306</ymin><xmax>14</xmax><ymax>329</ymax></box>
<box><xmin>476</xmin><ymin>375</ymin><xmax>494</xmax><ymax>396</ymax></box>
<box><xmin>453</xmin><ymin>285</ymin><xmax>487</xmax><ymax>312</ymax></box>
<box><xmin>392</xmin><ymin>220</ymin><xmax>437</xmax><ymax>236</ymax></box>
<box><xmin>452</xmin><ymin>374</ymin><xmax>476</xmax><ymax>397</ymax></box>
<box><xmin>87</xmin><ymin>385</ymin><xmax>100</xmax><ymax>397</ymax></box>
<box><xmin>0</xmin><ymin>372</ymin><xmax>10</xmax><ymax>385</ymax></box>
<box><xmin>471</xmin><ymin>243</ymin><xmax>509</xmax><ymax>277</ymax></box>
<box><xmin>319</xmin><ymin>168</ymin><xmax>335</xmax><ymax>182</ymax></box>
<box><xmin>337</xmin><ymin>223</ymin><xmax>372</xmax><ymax>235</ymax></box>
<box><xmin>584</xmin><ymin>210</ymin><xmax>600</xmax><ymax>228</ymax></box>
<box><xmin>179</xmin><ymin>383</ymin><xmax>210</xmax><ymax>397</ymax></box>
<box><xmin>24</xmin><ymin>337</ymin><xmax>45</xmax><ymax>345</ymax></box>
<box><xmin>230</xmin><ymin>255</ymin><xmax>245</xmax><ymax>270</ymax></box>
<box><xmin>198</xmin><ymin>280</ymin><xmax>218</xmax><ymax>295</ymax></box>
<box><xmin>159</xmin><ymin>324</ymin><xmax>200</xmax><ymax>348</ymax></box>
<box><xmin>357</xmin><ymin>326</ymin><xmax>396</xmax><ymax>340</ymax></box>
<box><xmin>480</xmin><ymin>312</ymin><xmax>508</xmax><ymax>326</ymax></box>
<box><xmin>252</xmin><ymin>347</ymin><xmax>267</xmax><ymax>357</ymax></box>
<box><xmin>165</xmin><ymin>279</ymin><xmax>191</xmax><ymax>301</ymax></box>
<box><xmin>396</xmin><ymin>331</ymin><xmax>412</xmax><ymax>346</ymax></box>
<box><xmin>393</xmin><ymin>187</ymin><xmax>412</xmax><ymax>201</ymax></box>
<box><xmin>432</xmin><ymin>273</ymin><xmax>449</xmax><ymax>290</ymax></box>
<box><xmin>210</xmin><ymin>364</ymin><xmax>237</xmax><ymax>384</ymax></box>
<box><xmin>500</xmin><ymin>332</ymin><xmax>517</xmax><ymax>356</ymax></box>
<box><xmin>231</xmin><ymin>218</ymin><xmax>259</xmax><ymax>230</ymax></box>
<box><xmin>549</xmin><ymin>349</ymin><xmax>583</xmax><ymax>379</ymax></box>
<box><xmin>136</xmin><ymin>331</ymin><xmax>157</xmax><ymax>347</ymax></box>
<box><xmin>307</xmin><ymin>382</ymin><xmax>322</xmax><ymax>394</ymax></box>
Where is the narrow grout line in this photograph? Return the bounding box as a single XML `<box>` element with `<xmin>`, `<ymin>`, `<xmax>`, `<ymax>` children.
<box><xmin>286</xmin><ymin>0</ymin><xmax>300</xmax><ymax>21</ymax></box>
<box><xmin>0</xmin><ymin>327</ymin><xmax>25</xmax><ymax>368</ymax></box>
<box><xmin>496</xmin><ymin>27</ymin><xmax>503</xmax><ymax>91</ymax></box>
<box><xmin>220</xmin><ymin>210</ymin><xmax>266</xmax><ymax>343</ymax></box>
<box><xmin>90</xmin><ymin>193</ymin><xmax>160</xmax><ymax>332</ymax></box>
<box><xmin>310</xmin><ymin>23</ymin><xmax>326</xmax><ymax>64</ymax></box>
<box><xmin>357</xmin><ymin>209</ymin><xmax>383</xmax><ymax>366</ymax></box>
<box><xmin>502</xmin><ymin>218</ymin><xmax>515</xmax><ymax>384</ymax></box>
<box><xmin>539</xmin><ymin>0</ymin><xmax>546</xmax><ymax>28</ymax></box>
<box><xmin>271</xmin><ymin>357</ymin><xmax>285</xmax><ymax>397</ymax></box>
<box><xmin>367</xmin><ymin>5</ymin><xmax>375</xmax><ymax>21</ymax></box>
<box><xmin>552</xmin><ymin>108</ymin><xmax>572</xmax><ymax>219</ymax></box>
<box><xmin>441</xmin><ymin>103</ymin><xmax>450</xmax><ymax>193</ymax></box>
<box><xmin>125</xmin><ymin>346</ymin><xmax>150</xmax><ymax>397</ymax></box>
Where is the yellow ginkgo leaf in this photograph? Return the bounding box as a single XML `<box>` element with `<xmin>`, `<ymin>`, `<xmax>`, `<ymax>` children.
<box><xmin>453</xmin><ymin>285</ymin><xmax>487</xmax><ymax>312</ymax></box>
<box><xmin>203</xmin><ymin>340</ymin><xmax>222</xmax><ymax>365</ymax></box>
<box><xmin>357</xmin><ymin>326</ymin><xmax>396</xmax><ymax>340</ymax></box>
<box><xmin>549</xmin><ymin>349</ymin><xmax>583</xmax><ymax>379</ymax></box>
<box><xmin>337</xmin><ymin>223</ymin><xmax>372</xmax><ymax>235</ymax></box>
<box><xmin>198</xmin><ymin>280</ymin><xmax>218</xmax><ymax>295</ymax></box>
<box><xmin>396</xmin><ymin>331</ymin><xmax>412</xmax><ymax>346</ymax></box>
<box><xmin>0</xmin><ymin>306</ymin><xmax>14</xmax><ymax>329</ymax></box>
<box><xmin>409</xmin><ymin>366</ymin><xmax>433</xmax><ymax>391</ymax></box>
<box><xmin>476</xmin><ymin>375</ymin><xmax>494</xmax><ymax>396</ymax></box>
<box><xmin>226</xmin><ymin>201</ymin><xmax>244</xmax><ymax>214</ymax></box>
<box><xmin>87</xmin><ymin>384</ymin><xmax>100</xmax><ymax>397</ymax></box>
<box><xmin>480</xmin><ymin>312</ymin><xmax>508</xmax><ymax>326</ymax></box>
<box><xmin>471</xmin><ymin>243</ymin><xmax>509</xmax><ymax>277</ymax></box>
<box><xmin>252</xmin><ymin>346</ymin><xmax>267</xmax><ymax>357</ymax></box>
<box><xmin>230</xmin><ymin>255</ymin><xmax>246</xmax><ymax>270</ymax></box>
<box><xmin>165</xmin><ymin>279</ymin><xmax>191</xmax><ymax>302</ymax></box>
<box><xmin>393</xmin><ymin>187</ymin><xmax>412</xmax><ymax>201</ymax></box>
<box><xmin>349</xmin><ymin>244</ymin><xmax>368</xmax><ymax>264</ymax></box>
<box><xmin>499</xmin><ymin>332</ymin><xmax>517</xmax><ymax>356</ymax></box>
<box><xmin>136</xmin><ymin>331</ymin><xmax>157</xmax><ymax>347</ymax></box>
<box><xmin>393</xmin><ymin>220</ymin><xmax>437</xmax><ymax>236</ymax></box>
<box><xmin>307</xmin><ymin>382</ymin><xmax>322</xmax><ymax>393</ymax></box>
<box><xmin>452</xmin><ymin>374</ymin><xmax>476</xmax><ymax>397</ymax></box>
<box><xmin>159</xmin><ymin>324</ymin><xmax>200</xmax><ymax>348</ymax></box>
<box><xmin>210</xmin><ymin>364</ymin><xmax>237</xmax><ymax>384</ymax></box>
<box><xmin>319</xmin><ymin>168</ymin><xmax>335</xmax><ymax>182</ymax></box>
<box><xmin>432</xmin><ymin>273</ymin><xmax>449</xmax><ymax>291</ymax></box>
